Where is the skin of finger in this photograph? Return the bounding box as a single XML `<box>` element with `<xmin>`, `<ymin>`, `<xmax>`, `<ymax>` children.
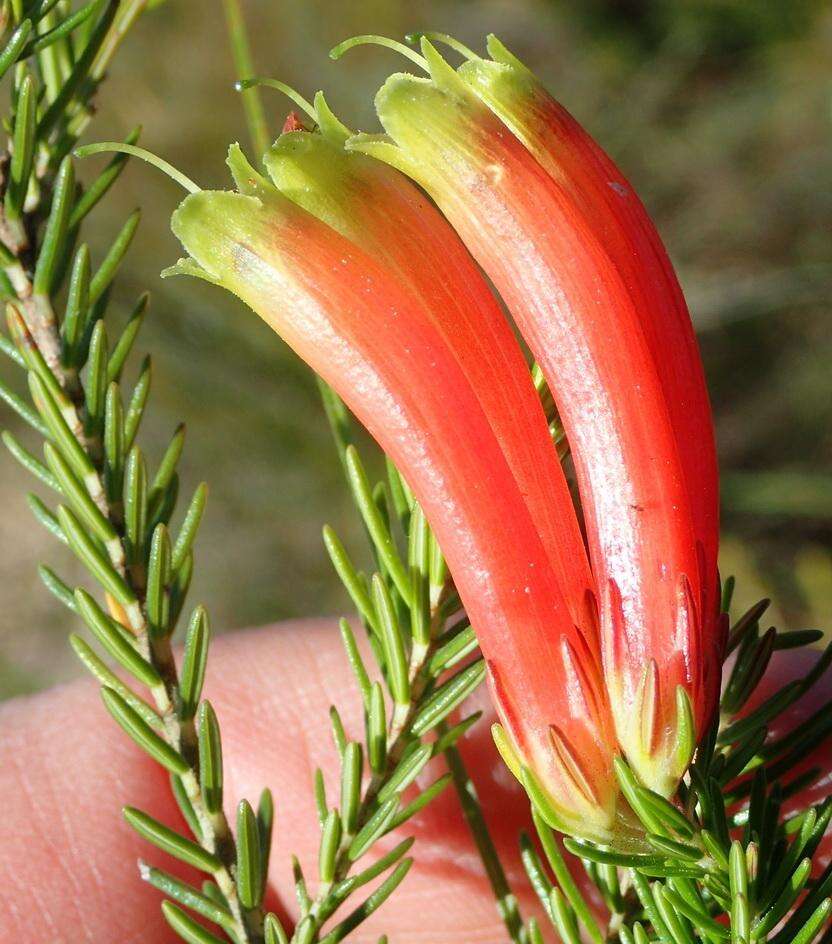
<box><xmin>2</xmin><ymin>619</ymin><xmax>828</xmax><ymax>942</ymax></box>
<box><xmin>0</xmin><ymin>619</ymin><xmax>552</xmax><ymax>943</ymax></box>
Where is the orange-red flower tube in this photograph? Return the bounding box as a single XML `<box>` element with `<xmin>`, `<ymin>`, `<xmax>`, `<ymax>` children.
<box><xmin>453</xmin><ymin>34</ymin><xmax>723</xmax><ymax>712</ymax></box>
<box><xmin>262</xmin><ymin>92</ymin><xmax>595</xmax><ymax>632</ymax></box>
<box><xmin>349</xmin><ymin>36</ymin><xmax>719</xmax><ymax>795</ymax></box>
<box><xmin>169</xmin><ymin>137</ymin><xmax>622</xmax><ymax>841</ymax></box>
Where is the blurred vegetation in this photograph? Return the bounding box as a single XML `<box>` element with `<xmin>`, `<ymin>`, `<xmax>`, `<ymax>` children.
<box><xmin>1</xmin><ymin>0</ymin><xmax>830</xmax><ymax>698</ymax></box>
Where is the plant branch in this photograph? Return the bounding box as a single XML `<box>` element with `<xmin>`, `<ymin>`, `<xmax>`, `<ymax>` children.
<box><xmin>220</xmin><ymin>0</ymin><xmax>270</xmax><ymax>157</ymax></box>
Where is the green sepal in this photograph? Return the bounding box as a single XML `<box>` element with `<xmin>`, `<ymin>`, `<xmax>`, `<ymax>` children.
<box><xmin>491</xmin><ymin>722</ymin><xmax>523</xmax><ymax>781</ymax></box>
<box><xmin>675</xmin><ymin>686</ymin><xmax>696</xmax><ymax>775</ymax></box>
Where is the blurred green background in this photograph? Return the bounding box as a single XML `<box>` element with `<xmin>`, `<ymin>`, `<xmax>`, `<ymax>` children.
<box><xmin>1</xmin><ymin>0</ymin><xmax>831</xmax><ymax>698</ymax></box>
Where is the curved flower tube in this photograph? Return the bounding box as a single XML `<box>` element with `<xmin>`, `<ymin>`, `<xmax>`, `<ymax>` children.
<box><xmin>447</xmin><ymin>32</ymin><xmax>719</xmax><ymax>603</ymax></box>
<box><xmin>259</xmin><ymin>88</ymin><xmax>596</xmax><ymax>634</ymax></box>
<box><xmin>445</xmin><ymin>32</ymin><xmax>722</xmax><ymax>710</ymax></box>
<box><xmin>169</xmin><ymin>144</ymin><xmax>622</xmax><ymax>842</ymax></box>
<box><xmin>346</xmin><ymin>36</ymin><xmax>717</xmax><ymax>795</ymax></box>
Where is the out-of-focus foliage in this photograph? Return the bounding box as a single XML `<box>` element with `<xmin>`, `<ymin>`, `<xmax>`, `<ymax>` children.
<box><xmin>2</xmin><ymin>0</ymin><xmax>830</xmax><ymax>697</ymax></box>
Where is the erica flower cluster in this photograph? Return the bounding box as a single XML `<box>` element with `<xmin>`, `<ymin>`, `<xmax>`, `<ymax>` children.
<box><xmin>169</xmin><ymin>34</ymin><xmax>722</xmax><ymax>845</ymax></box>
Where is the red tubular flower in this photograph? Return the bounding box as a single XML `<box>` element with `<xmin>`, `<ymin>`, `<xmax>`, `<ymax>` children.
<box><xmin>169</xmin><ymin>137</ymin><xmax>622</xmax><ymax>840</ymax></box>
<box><xmin>262</xmin><ymin>90</ymin><xmax>596</xmax><ymax>631</ymax></box>
<box><xmin>454</xmin><ymin>33</ymin><xmax>723</xmax><ymax>708</ymax></box>
<box><xmin>349</xmin><ymin>36</ymin><xmax>719</xmax><ymax>795</ymax></box>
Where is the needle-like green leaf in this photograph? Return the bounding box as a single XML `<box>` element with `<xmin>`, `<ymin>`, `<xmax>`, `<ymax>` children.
<box><xmin>180</xmin><ymin>606</ymin><xmax>210</xmax><ymax>720</ymax></box>
<box><xmin>236</xmin><ymin>798</ymin><xmax>263</xmax><ymax>910</ymax></box>
<box><xmin>161</xmin><ymin>900</ymin><xmax>227</xmax><ymax>944</ymax></box>
<box><xmin>340</xmin><ymin>741</ymin><xmax>363</xmax><ymax>835</ymax></box>
<box><xmin>345</xmin><ymin>445</ymin><xmax>411</xmax><ymax>606</ymax></box>
<box><xmin>146</xmin><ymin>523</ymin><xmax>171</xmax><ymax>636</ymax></box>
<box><xmin>124</xmin><ymin>806</ymin><xmax>221</xmax><ymax>873</ymax></box>
<box><xmin>371</xmin><ymin>574</ymin><xmax>410</xmax><ymax>706</ymax></box>
<box><xmin>5</xmin><ymin>73</ymin><xmax>37</xmax><ymax>221</ymax></box>
<box><xmin>172</xmin><ymin>481</ymin><xmax>207</xmax><ymax>572</ymax></box>
<box><xmin>75</xmin><ymin>587</ymin><xmax>159</xmax><ymax>686</ymax></box>
<box><xmin>33</xmin><ymin>157</ymin><xmax>74</xmax><ymax>295</ymax></box>
<box><xmin>103</xmin><ymin>687</ymin><xmax>187</xmax><ymax>774</ymax></box>
<box><xmin>58</xmin><ymin>504</ymin><xmax>136</xmax><ymax>606</ymax></box>
<box><xmin>142</xmin><ymin>863</ymin><xmax>234</xmax><ymax>932</ymax></box>
<box><xmin>319</xmin><ymin>809</ymin><xmax>343</xmax><ymax>884</ymax></box>
<box><xmin>197</xmin><ymin>700</ymin><xmax>223</xmax><ymax>814</ymax></box>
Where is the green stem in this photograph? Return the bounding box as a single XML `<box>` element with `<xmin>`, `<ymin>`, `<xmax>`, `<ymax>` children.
<box><xmin>220</xmin><ymin>0</ymin><xmax>270</xmax><ymax>157</ymax></box>
<box><xmin>442</xmin><ymin>734</ymin><xmax>527</xmax><ymax>944</ymax></box>
<box><xmin>90</xmin><ymin>0</ymin><xmax>149</xmax><ymax>82</ymax></box>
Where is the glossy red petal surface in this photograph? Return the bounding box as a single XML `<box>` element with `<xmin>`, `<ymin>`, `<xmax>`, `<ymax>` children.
<box><xmin>372</xmin><ymin>70</ymin><xmax>705</xmax><ymax>790</ymax></box>
<box><xmin>173</xmin><ymin>188</ymin><xmax>618</xmax><ymax>831</ymax></box>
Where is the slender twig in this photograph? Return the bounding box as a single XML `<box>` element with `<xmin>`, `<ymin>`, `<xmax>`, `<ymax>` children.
<box><xmin>301</xmin><ymin>597</ymin><xmax>448</xmax><ymax>934</ymax></box>
<box><xmin>442</xmin><ymin>737</ymin><xmax>527</xmax><ymax>944</ymax></box>
<box><xmin>220</xmin><ymin>0</ymin><xmax>270</xmax><ymax>157</ymax></box>
<box><xmin>0</xmin><ymin>7</ymin><xmax>263</xmax><ymax>942</ymax></box>
<box><xmin>1</xmin><ymin>112</ymin><xmax>260</xmax><ymax>944</ymax></box>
